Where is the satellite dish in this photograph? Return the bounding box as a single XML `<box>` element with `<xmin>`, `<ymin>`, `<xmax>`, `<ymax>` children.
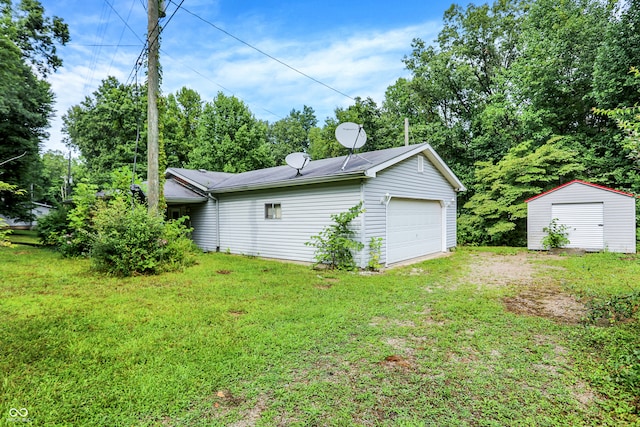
<box><xmin>335</xmin><ymin>122</ymin><xmax>367</xmax><ymax>150</ymax></box>
<box><xmin>285</xmin><ymin>152</ymin><xmax>311</xmax><ymax>175</ymax></box>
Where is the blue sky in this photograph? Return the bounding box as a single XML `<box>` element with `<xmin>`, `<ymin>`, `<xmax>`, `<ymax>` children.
<box><xmin>40</xmin><ymin>0</ymin><xmax>455</xmax><ymax>152</ymax></box>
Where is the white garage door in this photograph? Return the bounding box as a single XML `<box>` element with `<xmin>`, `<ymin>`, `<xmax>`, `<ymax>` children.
<box><xmin>551</xmin><ymin>203</ymin><xmax>604</xmax><ymax>250</ymax></box>
<box><xmin>387</xmin><ymin>199</ymin><xmax>442</xmax><ymax>264</ymax></box>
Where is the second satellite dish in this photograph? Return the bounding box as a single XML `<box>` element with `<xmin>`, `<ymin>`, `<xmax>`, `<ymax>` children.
<box><xmin>335</xmin><ymin>122</ymin><xmax>367</xmax><ymax>150</ymax></box>
<box><xmin>285</xmin><ymin>152</ymin><xmax>310</xmax><ymax>175</ymax></box>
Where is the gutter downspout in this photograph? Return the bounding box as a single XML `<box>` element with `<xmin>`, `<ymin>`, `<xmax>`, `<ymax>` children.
<box><xmin>208</xmin><ymin>193</ymin><xmax>220</xmax><ymax>252</ymax></box>
<box><xmin>360</xmin><ymin>180</ymin><xmax>366</xmax><ymax>269</ymax></box>
<box><xmin>382</xmin><ymin>192</ymin><xmax>392</xmax><ymax>267</ymax></box>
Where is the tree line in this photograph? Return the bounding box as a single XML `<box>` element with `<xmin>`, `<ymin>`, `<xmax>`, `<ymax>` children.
<box><xmin>3</xmin><ymin>0</ymin><xmax>639</xmax><ymax>246</ymax></box>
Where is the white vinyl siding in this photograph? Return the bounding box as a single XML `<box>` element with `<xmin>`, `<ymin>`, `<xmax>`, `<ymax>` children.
<box><xmin>189</xmin><ymin>198</ymin><xmax>218</xmax><ymax>252</ymax></box>
<box><xmin>527</xmin><ymin>182</ymin><xmax>636</xmax><ymax>253</ymax></box>
<box><xmin>219</xmin><ymin>182</ymin><xmax>362</xmax><ymax>263</ymax></box>
<box><xmin>363</xmin><ymin>154</ymin><xmax>457</xmax><ymax>266</ymax></box>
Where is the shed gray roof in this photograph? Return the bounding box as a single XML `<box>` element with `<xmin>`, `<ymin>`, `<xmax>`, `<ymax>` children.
<box><xmin>166</xmin><ymin>143</ymin><xmax>465</xmax><ymax>195</ymax></box>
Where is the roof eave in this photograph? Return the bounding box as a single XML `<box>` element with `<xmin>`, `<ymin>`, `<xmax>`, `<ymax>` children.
<box><xmin>165</xmin><ymin>197</ymin><xmax>208</xmax><ymax>204</ymax></box>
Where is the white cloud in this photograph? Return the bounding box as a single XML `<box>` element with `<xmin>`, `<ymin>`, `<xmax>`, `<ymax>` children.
<box><xmin>43</xmin><ymin>12</ymin><xmax>441</xmax><ymax>151</ymax></box>
<box><xmin>161</xmin><ymin>21</ymin><xmax>439</xmax><ymax>119</ymax></box>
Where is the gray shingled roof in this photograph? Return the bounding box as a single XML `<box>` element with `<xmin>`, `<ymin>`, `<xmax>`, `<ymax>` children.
<box><xmin>211</xmin><ymin>144</ymin><xmax>427</xmax><ymax>193</ymax></box>
<box><xmin>164</xmin><ymin>178</ymin><xmax>208</xmax><ymax>202</ymax></box>
<box><xmin>166</xmin><ymin>169</ymin><xmax>235</xmax><ymax>190</ymax></box>
<box><xmin>166</xmin><ymin>143</ymin><xmax>465</xmax><ymax>195</ymax></box>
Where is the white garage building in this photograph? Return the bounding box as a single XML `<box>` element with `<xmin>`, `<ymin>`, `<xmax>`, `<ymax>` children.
<box><xmin>525</xmin><ymin>180</ymin><xmax>636</xmax><ymax>253</ymax></box>
<box><xmin>165</xmin><ymin>143</ymin><xmax>465</xmax><ymax>267</ymax></box>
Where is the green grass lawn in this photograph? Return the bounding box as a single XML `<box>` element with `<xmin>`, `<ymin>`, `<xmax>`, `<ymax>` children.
<box><xmin>0</xmin><ymin>246</ymin><xmax>638</xmax><ymax>426</ymax></box>
<box><xmin>5</xmin><ymin>229</ymin><xmax>40</xmax><ymax>246</ymax></box>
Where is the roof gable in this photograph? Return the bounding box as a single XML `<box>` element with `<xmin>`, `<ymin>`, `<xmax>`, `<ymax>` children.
<box><xmin>525</xmin><ymin>180</ymin><xmax>635</xmax><ymax>203</ymax></box>
<box><xmin>364</xmin><ymin>144</ymin><xmax>466</xmax><ymax>191</ymax></box>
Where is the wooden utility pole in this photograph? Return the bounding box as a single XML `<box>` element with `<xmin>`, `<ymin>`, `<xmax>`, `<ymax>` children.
<box><xmin>147</xmin><ymin>0</ymin><xmax>160</xmax><ymax>213</ymax></box>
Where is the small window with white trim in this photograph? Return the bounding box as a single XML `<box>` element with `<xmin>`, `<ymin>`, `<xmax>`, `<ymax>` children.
<box><xmin>264</xmin><ymin>203</ymin><xmax>282</xmax><ymax>219</ymax></box>
<box><xmin>417</xmin><ymin>156</ymin><xmax>424</xmax><ymax>173</ymax></box>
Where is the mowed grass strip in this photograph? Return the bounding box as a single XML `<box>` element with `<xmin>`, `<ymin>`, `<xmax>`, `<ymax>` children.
<box><xmin>5</xmin><ymin>229</ymin><xmax>40</xmax><ymax>246</ymax></box>
<box><xmin>0</xmin><ymin>246</ymin><xmax>637</xmax><ymax>426</ymax></box>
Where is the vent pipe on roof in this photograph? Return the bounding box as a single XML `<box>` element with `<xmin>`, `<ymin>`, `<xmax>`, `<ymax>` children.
<box><xmin>404</xmin><ymin>118</ymin><xmax>409</xmax><ymax>146</ymax></box>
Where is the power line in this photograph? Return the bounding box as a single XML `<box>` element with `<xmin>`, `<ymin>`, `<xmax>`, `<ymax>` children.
<box><xmin>107</xmin><ymin>0</ymin><xmax>138</xmax><ymax>75</ymax></box>
<box><xmin>120</xmin><ymin>0</ymin><xmax>282</xmax><ymax>121</ymax></box>
<box><xmin>160</xmin><ymin>48</ymin><xmax>283</xmax><ymax>120</ymax></box>
<box><xmin>69</xmin><ymin>44</ymin><xmax>139</xmax><ymax>47</ymax></box>
<box><xmin>82</xmin><ymin>1</ymin><xmax>111</xmax><ymax>94</ymax></box>
<box><xmin>124</xmin><ymin>45</ymin><xmax>147</xmax><ymax>87</ymax></box>
<box><xmin>122</xmin><ymin>0</ymin><xmax>181</xmax><ymax>87</ymax></box>
<box><xmin>162</xmin><ymin>0</ymin><xmax>184</xmax><ymax>32</ymax></box>
<box><xmin>169</xmin><ymin>1</ymin><xmax>355</xmax><ymax>102</ymax></box>
<box><xmin>104</xmin><ymin>0</ymin><xmax>146</xmax><ymax>45</ymax></box>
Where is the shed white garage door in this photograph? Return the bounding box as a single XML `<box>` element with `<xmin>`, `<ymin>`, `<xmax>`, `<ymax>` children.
<box><xmin>387</xmin><ymin>199</ymin><xmax>442</xmax><ymax>264</ymax></box>
<box><xmin>552</xmin><ymin>203</ymin><xmax>604</xmax><ymax>250</ymax></box>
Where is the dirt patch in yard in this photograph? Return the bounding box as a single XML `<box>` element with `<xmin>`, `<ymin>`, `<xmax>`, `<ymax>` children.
<box><xmin>464</xmin><ymin>251</ymin><xmax>564</xmax><ymax>288</ymax></box>
<box><xmin>463</xmin><ymin>251</ymin><xmax>586</xmax><ymax>324</ymax></box>
<box><xmin>504</xmin><ymin>287</ymin><xmax>587</xmax><ymax>324</ymax></box>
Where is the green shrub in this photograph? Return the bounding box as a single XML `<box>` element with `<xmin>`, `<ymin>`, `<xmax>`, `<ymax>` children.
<box><xmin>63</xmin><ymin>182</ymin><xmax>99</xmax><ymax>256</ymax></box>
<box><xmin>586</xmin><ymin>291</ymin><xmax>640</xmax><ymax>325</ymax></box>
<box><xmin>37</xmin><ymin>205</ymin><xmax>71</xmax><ymax>247</ymax></box>
<box><xmin>367</xmin><ymin>236</ymin><xmax>383</xmax><ymax>271</ymax></box>
<box><xmin>0</xmin><ymin>217</ymin><xmax>11</xmax><ymax>247</ymax></box>
<box><xmin>306</xmin><ymin>202</ymin><xmax>365</xmax><ymax>270</ymax></box>
<box><xmin>584</xmin><ymin>291</ymin><xmax>640</xmax><ymax>400</ymax></box>
<box><xmin>542</xmin><ymin>218</ymin><xmax>570</xmax><ymax>249</ymax></box>
<box><xmin>90</xmin><ymin>199</ymin><xmax>197</xmax><ymax>276</ymax></box>
<box><xmin>37</xmin><ymin>182</ymin><xmax>98</xmax><ymax>257</ymax></box>
<box><xmin>0</xmin><ymin>181</ymin><xmax>24</xmax><ymax>247</ymax></box>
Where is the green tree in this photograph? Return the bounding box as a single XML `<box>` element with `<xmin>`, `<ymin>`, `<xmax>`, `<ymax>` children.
<box><xmin>402</xmin><ymin>0</ymin><xmax>525</xmax><ymax>186</ymax></box>
<box><xmin>494</xmin><ymin>0</ymin><xmax>640</xmax><ymax>198</ymax></box>
<box><xmin>308</xmin><ymin>116</ymin><xmax>342</xmax><ymax>160</ymax></box>
<box><xmin>592</xmin><ymin>0</ymin><xmax>640</xmax><ymax>110</ymax></box>
<box><xmin>594</xmin><ymin>67</ymin><xmax>640</xmax><ymax>162</ymax></box>
<box><xmin>188</xmin><ymin>92</ymin><xmax>274</xmax><ymax>172</ymax></box>
<box><xmin>268</xmin><ymin>106</ymin><xmax>317</xmax><ymax>165</ymax></box>
<box><xmin>0</xmin><ymin>0</ymin><xmax>68</xmax><ymax>219</ymax></box>
<box><xmin>378</xmin><ymin>77</ymin><xmax>436</xmax><ymax>147</ymax></box>
<box><xmin>0</xmin><ymin>0</ymin><xmax>69</xmax><ymax>77</ymax></box>
<box><xmin>308</xmin><ymin>97</ymin><xmax>383</xmax><ymax>160</ymax></box>
<box><xmin>588</xmin><ymin>1</ymin><xmax>640</xmax><ymax>195</ymax></box>
<box><xmin>510</xmin><ymin>0</ymin><xmax>608</xmax><ymax>136</ymax></box>
<box><xmin>0</xmin><ymin>37</ymin><xmax>47</xmax><ymax>219</ymax></box>
<box><xmin>459</xmin><ymin>137</ymin><xmax>584</xmax><ymax>246</ymax></box>
<box><xmin>36</xmin><ymin>149</ymin><xmax>82</xmax><ymax>204</ymax></box>
<box><xmin>161</xmin><ymin>87</ymin><xmax>202</xmax><ymax>168</ymax></box>
<box><xmin>63</xmin><ymin>77</ymin><xmax>147</xmax><ymax>186</ymax></box>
